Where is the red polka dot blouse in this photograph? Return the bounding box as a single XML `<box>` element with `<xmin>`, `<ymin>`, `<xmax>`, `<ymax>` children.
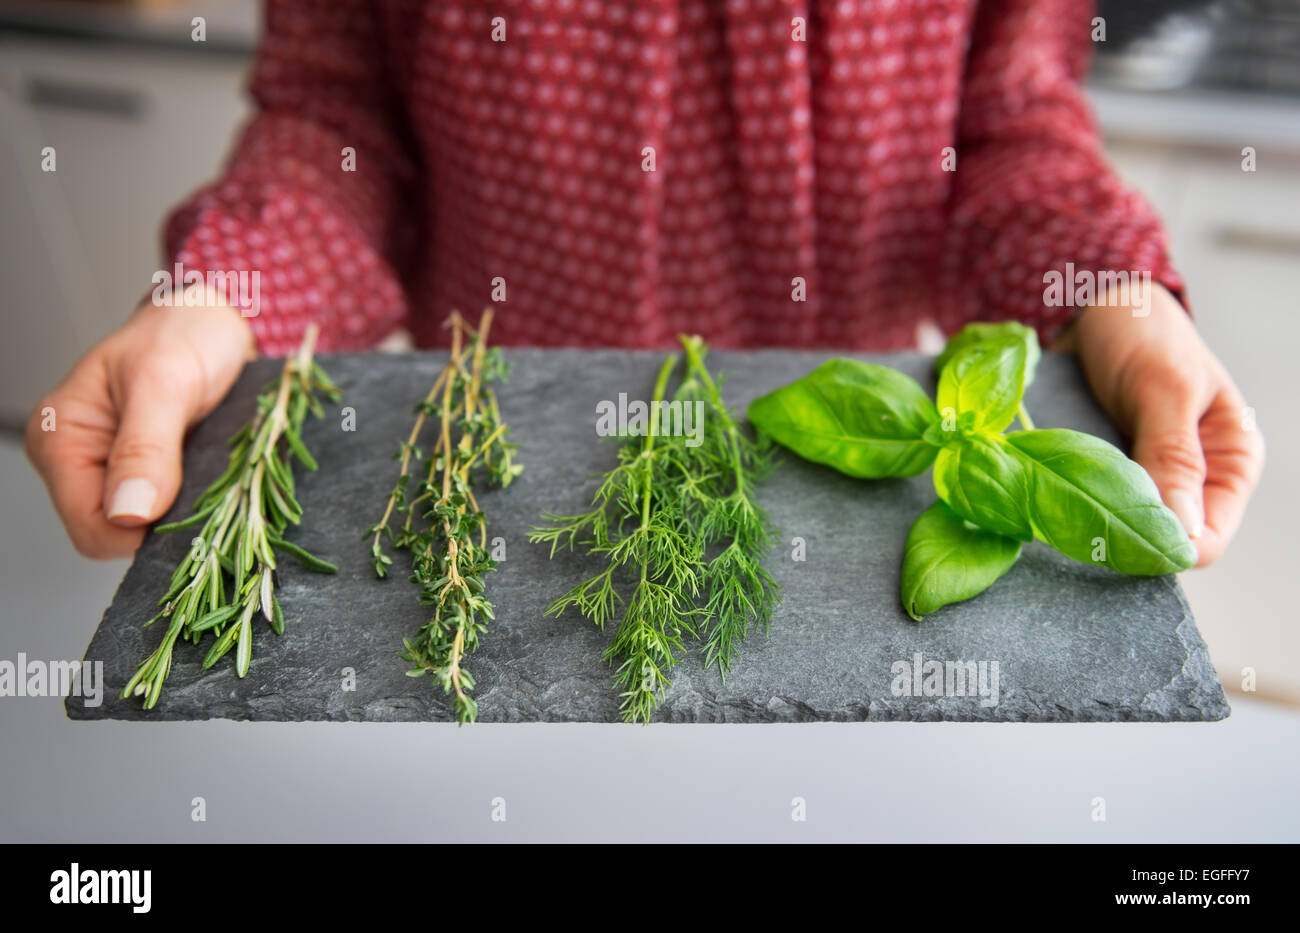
<box><xmin>164</xmin><ymin>0</ymin><xmax>1183</xmax><ymax>356</ymax></box>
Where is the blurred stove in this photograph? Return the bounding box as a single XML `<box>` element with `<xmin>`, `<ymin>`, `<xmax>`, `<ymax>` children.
<box><xmin>1093</xmin><ymin>0</ymin><xmax>1300</xmax><ymax>96</ymax></box>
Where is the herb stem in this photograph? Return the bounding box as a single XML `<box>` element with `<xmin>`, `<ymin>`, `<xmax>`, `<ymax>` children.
<box><xmin>532</xmin><ymin>337</ymin><xmax>780</xmax><ymax>719</ymax></box>
<box><xmin>123</xmin><ymin>323</ymin><xmax>339</xmax><ymax>708</ymax></box>
<box><xmin>681</xmin><ymin>335</ymin><xmax>746</xmax><ymax>492</ymax></box>
<box><xmin>370</xmin><ymin>347</ymin><xmax>474</xmax><ymax>553</ymax></box>
<box><xmin>642</xmin><ymin>354</ymin><xmax>679</xmax><ymax>532</ymax></box>
<box><xmin>460</xmin><ymin>423</ymin><xmax>507</xmax><ymax>476</ymax></box>
<box><xmin>369</xmin><ymin>310</ymin><xmax>519</xmax><ymax>723</ymax></box>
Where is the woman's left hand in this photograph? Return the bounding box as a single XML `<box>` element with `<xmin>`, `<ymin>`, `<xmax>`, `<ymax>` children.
<box><xmin>1067</xmin><ymin>283</ymin><xmax>1264</xmax><ymax>567</ymax></box>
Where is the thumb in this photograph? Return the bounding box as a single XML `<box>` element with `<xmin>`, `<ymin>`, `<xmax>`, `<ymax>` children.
<box><xmin>103</xmin><ymin>362</ymin><xmax>198</xmax><ymax>527</ymax></box>
<box><xmin>1132</xmin><ymin>397</ymin><xmax>1207</xmax><ymax>543</ymax></box>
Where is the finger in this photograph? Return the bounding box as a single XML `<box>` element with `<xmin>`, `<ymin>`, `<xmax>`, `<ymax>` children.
<box><xmin>25</xmin><ymin>390</ymin><xmax>145</xmax><ymax>559</ymax></box>
<box><xmin>102</xmin><ymin>358</ymin><xmax>198</xmax><ymax>527</ymax></box>
<box><xmin>1193</xmin><ymin>386</ymin><xmax>1265</xmax><ymax>567</ymax></box>
<box><xmin>43</xmin><ymin>442</ymin><xmax>146</xmax><ymax>558</ymax></box>
<box><xmin>1130</xmin><ymin>384</ymin><xmax>1208</xmax><ymax>545</ymax></box>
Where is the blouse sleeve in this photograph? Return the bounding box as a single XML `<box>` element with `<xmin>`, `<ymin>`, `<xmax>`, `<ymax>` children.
<box><xmin>937</xmin><ymin>0</ymin><xmax>1186</xmax><ymax>341</ymax></box>
<box><xmin>163</xmin><ymin>0</ymin><xmax>418</xmax><ymax>355</ymax></box>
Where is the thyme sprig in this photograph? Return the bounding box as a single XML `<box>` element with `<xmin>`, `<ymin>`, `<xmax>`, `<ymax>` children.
<box><xmin>530</xmin><ymin>336</ymin><xmax>780</xmax><ymax>722</ymax></box>
<box><xmin>366</xmin><ymin>310</ymin><xmax>521</xmax><ymax>724</ymax></box>
<box><xmin>122</xmin><ymin>324</ymin><xmax>340</xmax><ymax>708</ymax></box>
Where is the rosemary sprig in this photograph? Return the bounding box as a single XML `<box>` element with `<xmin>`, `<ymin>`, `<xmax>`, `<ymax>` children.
<box><xmin>366</xmin><ymin>310</ymin><xmax>521</xmax><ymax>724</ymax></box>
<box><xmin>530</xmin><ymin>336</ymin><xmax>780</xmax><ymax>722</ymax></box>
<box><xmin>122</xmin><ymin>324</ymin><xmax>341</xmax><ymax>708</ymax></box>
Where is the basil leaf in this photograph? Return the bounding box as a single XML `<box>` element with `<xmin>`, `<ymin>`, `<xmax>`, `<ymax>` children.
<box><xmin>1005</xmin><ymin>428</ymin><xmax>1197</xmax><ymax>575</ymax></box>
<box><xmin>935</xmin><ymin>321</ymin><xmax>1041</xmax><ymax>386</ymax></box>
<box><xmin>901</xmin><ymin>500</ymin><xmax>1022</xmax><ymax>621</ymax></box>
<box><xmin>936</xmin><ymin>336</ymin><xmax>1028</xmax><ymax>434</ymax></box>
<box><xmin>933</xmin><ymin>434</ymin><xmax>1034</xmax><ymax>540</ymax></box>
<box><xmin>747</xmin><ymin>358</ymin><xmax>939</xmax><ymax>478</ymax></box>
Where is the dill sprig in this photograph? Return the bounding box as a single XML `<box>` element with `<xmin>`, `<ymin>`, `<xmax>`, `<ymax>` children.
<box><xmin>122</xmin><ymin>324</ymin><xmax>341</xmax><ymax>709</ymax></box>
<box><xmin>675</xmin><ymin>335</ymin><xmax>779</xmax><ymax>677</ymax></box>
<box><xmin>365</xmin><ymin>310</ymin><xmax>522</xmax><ymax>724</ymax></box>
<box><xmin>530</xmin><ymin>336</ymin><xmax>780</xmax><ymax>722</ymax></box>
<box><xmin>531</xmin><ymin>355</ymin><xmax>700</xmax><ymax>722</ymax></box>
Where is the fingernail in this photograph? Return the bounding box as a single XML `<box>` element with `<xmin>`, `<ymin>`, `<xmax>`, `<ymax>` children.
<box><xmin>107</xmin><ymin>478</ymin><xmax>157</xmax><ymax>521</ymax></box>
<box><xmin>1168</xmin><ymin>489</ymin><xmax>1204</xmax><ymax>539</ymax></box>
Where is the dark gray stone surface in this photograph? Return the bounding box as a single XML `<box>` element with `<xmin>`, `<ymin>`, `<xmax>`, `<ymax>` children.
<box><xmin>67</xmin><ymin>349</ymin><xmax>1230</xmax><ymax>723</ymax></box>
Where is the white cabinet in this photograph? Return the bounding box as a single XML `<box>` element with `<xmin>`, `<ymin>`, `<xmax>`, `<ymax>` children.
<box><xmin>0</xmin><ymin>37</ymin><xmax>249</xmax><ymax>424</ymax></box>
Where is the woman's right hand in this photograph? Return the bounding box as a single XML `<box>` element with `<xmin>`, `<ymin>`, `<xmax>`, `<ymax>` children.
<box><xmin>24</xmin><ymin>294</ymin><xmax>257</xmax><ymax>559</ymax></box>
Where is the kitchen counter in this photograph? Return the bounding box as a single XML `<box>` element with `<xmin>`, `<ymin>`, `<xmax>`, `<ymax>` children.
<box><xmin>1090</xmin><ymin>84</ymin><xmax>1300</xmax><ymax>154</ymax></box>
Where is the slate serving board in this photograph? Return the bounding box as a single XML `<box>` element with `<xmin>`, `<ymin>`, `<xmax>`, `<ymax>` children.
<box><xmin>67</xmin><ymin>349</ymin><xmax>1230</xmax><ymax>723</ymax></box>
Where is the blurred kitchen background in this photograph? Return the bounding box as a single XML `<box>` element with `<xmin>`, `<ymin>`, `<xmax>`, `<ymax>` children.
<box><xmin>0</xmin><ymin>0</ymin><xmax>1297</xmax><ymax>716</ymax></box>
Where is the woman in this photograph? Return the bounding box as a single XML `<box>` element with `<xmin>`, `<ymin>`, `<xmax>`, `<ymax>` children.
<box><xmin>25</xmin><ymin>0</ymin><xmax>1262</xmax><ymax>566</ymax></box>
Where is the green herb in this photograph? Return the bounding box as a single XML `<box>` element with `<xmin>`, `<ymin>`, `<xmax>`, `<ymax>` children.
<box><xmin>748</xmin><ymin>321</ymin><xmax>1195</xmax><ymax>620</ymax></box>
<box><xmin>934</xmin><ymin>320</ymin><xmax>1041</xmax><ymax>387</ymax></box>
<box><xmin>530</xmin><ymin>354</ymin><xmax>696</xmax><ymax>723</ymax></box>
<box><xmin>674</xmin><ymin>336</ymin><xmax>779</xmax><ymax>675</ymax></box>
<box><xmin>366</xmin><ymin>310</ymin><xmax>521</xmax><ymax>724</ymax></box>
<box><xmin>530</xmin><ymin>336</ymin><xmax>779</xmax><ymax>722</ymax></box>
<box><xmin>122</xmin><ymin>324</ymin><xmax>340</xmax><ymax>708</ymax></box>
<box><xmin>1004</xmin><ymin>428</ymin><xmax>1195</xmax><ymax>575</ymax></box>
<box><xmin>901</xmin><ymin>500</ymin><xmax>1022</xmax><ymax>621</ymax></box>
<box><xmin>744</xmin><ymin>357</ymin><xmax>939</xmax><ymax>479</ymax></box>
